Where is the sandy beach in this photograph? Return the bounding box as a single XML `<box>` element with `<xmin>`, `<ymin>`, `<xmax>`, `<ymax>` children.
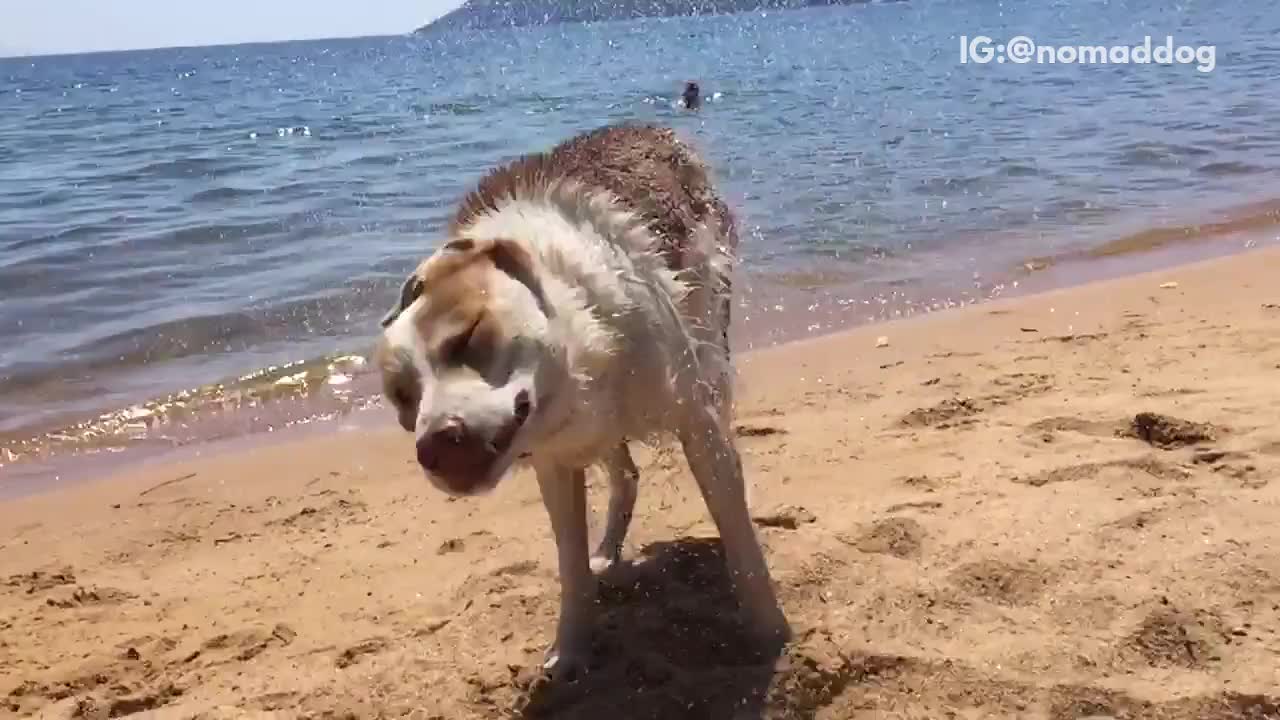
<box><xmin>4</xmin><ymin>246</ymin><xmax>1279</xmax><ymax>719</ymax></box>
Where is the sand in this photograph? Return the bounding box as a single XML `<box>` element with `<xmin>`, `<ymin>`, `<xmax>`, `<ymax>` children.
<box><xmin>4</xmin><ymin>247</ymin><xmax>1280</xmax><ymax>719</ymax></box>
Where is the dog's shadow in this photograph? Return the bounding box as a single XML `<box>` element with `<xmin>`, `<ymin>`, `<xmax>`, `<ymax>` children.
<box><xmin>513</xmin><ymin>537</ymin><xmax>785</xmax><ymax>720</ymax></box>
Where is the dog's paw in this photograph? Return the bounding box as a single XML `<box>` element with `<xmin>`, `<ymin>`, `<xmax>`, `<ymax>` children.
<box><xmin>588</xmin><ymin>553</ymin><xmax>617</xmax><ymax>575</ymax></box>
<box><xmin>746</xmin><ymin>607</ymin><xmax>793</xmax><ymax>650</ymax></box>
<box><xmin>590</xmin><ymin>538</ymin><xmax>627</xmax><ymax>574</ymax></box>
<box><xmin>542</xmin><ymin>643</ymin><xmax>592</xmax><ymax>683</ymax></box>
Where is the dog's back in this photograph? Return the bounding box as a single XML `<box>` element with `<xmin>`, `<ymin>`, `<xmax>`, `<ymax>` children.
<box><xmin>453</xmin><ymin>124</ymin><xmax>739</xmax><ymax>274</ymax></box>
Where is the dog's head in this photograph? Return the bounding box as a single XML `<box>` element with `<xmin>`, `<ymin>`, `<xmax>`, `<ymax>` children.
<box><xmin>375</xmin><ymin>236</ymin><xmax>567</xmax><ymax>496</ymax></box>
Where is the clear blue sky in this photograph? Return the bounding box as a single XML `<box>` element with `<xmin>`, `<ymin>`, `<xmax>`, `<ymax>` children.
<box><xmin>2</xmin><ymin>0</ymin><xmax>464</xmax><ymax>56</ymax></box>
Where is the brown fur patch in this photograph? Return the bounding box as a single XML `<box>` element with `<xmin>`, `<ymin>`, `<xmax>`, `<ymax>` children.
<box><xmin>403</xmin><ymin>237</ymin><xmax>549</xmax><ymax>384</ymax></box>
<box><xmin>412</xmin><ymin>249</ymin><xmax>504</xmax><ymax>371</ymax></box>
<box><xmin>416</xmin><ymin>237</ymin><xmax>548</xmax><ymax>317</ymax></box>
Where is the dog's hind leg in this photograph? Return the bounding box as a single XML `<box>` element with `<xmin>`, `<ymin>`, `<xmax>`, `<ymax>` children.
<box><xmin>684</xmin><ymin>215</ymin><xmax>738</xmax><ymax>433</ymax></box>
<box><xmin>712</xmin><ymin>267</ymin><xmax>736</xmax><ymax>432</ymax></box>
<box><xmin>677</xmin><ymin>403</ymin><xmax>790</xmax><ymax>647</ymax></box>
<box><xmin>590</xmin><ymin>442</ymin><xmax>639</xmax><ymax>574</ymax></box>
<box><xmin>681</xmin><ymin>266</ymin><xmax>735</xmax><ymax>433</ymax></box>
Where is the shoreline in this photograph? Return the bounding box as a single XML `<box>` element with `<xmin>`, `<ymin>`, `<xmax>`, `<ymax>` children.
<box><xmin>5</xmin><ymin>183</ymin><xmax>1280</xmax><ymax>488</ymax></box>
<box><xmin>1</xmin><ymin>218</ymin><xmax>1274</xmax><ymax>502</ymax></box>
<box><xmin>3</xmin><ymin>242</ymin><xmax>1278</xmax><ymax>717</ymax></box>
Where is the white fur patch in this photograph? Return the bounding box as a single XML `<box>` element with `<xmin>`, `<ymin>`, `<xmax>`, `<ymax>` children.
<box><xmin>381</xmin><ymin>295</ymin><xmax>428</xmax><ymax>376</ymax></box>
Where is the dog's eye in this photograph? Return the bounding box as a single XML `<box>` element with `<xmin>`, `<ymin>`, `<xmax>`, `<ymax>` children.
<box><xmin>391</xmin><ymin>386</ymin><xmax>413</xmax><ymax>408</ymax></box>
<box><xmin>385</xmin><ymin>378</ymin><xmax>416</xmax><ymax>410</ymax></box>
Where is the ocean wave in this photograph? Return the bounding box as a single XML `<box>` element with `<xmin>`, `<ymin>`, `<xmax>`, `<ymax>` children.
<box><xmin>188</xmin><ymin>186</ymin><xmax>264</xmax><ymax>203</ymax></box>
<box><xmin>1113</xmin><ymin>141</ymin><xmax>1214</xmax><ymax>167</ymax></box>
<box><xmin>105</xmin><ymin>157</ymin><xmax>264</xmax><ymax>182</ymax></box>
<box><xmin>0</xmin><ymin>278</ymin><xmax>399</xmax><ymax>399</ymax></box>
<box><xmin>0</xmin><ymin>350</ymin><xmax>379</xmax><ymax>471</ymax></box>
<box><xmin>1196</xmin><ymin>161</ymin><xmax>1265</xmax><ymax>177</ymax></box>
<box><xmin>1017</xmin><ymin>196</ymin><xmax>1280</xmax><ymax>273</ymax></box>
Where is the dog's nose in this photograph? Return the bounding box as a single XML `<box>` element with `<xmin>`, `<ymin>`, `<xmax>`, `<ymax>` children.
<box><xmin>513</xmin><ymin>389</ymin><xmax>532</xmax><ymax>425</ymax></box>
<box><xmin>416</xmin><ymin>416</ymin><xmax>474</xmax><ymax>473</ymax></box>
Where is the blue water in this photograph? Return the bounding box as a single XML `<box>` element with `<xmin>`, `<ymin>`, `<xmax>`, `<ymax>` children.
<box><xmin>3</xmin><ymin>0</ymin><xmax>1280</xmax><ymax>476</ymax></box>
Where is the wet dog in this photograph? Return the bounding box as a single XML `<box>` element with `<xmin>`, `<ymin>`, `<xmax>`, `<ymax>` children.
<box><xmin>376</xmin><ymin>123</ymin><xmax>789</xmax><ymax>678</ymax></box>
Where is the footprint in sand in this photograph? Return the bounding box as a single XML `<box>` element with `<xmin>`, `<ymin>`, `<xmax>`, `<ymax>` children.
<box><xmin>841</xmin><ymin>517</ymin><xmax>925</xmax><ymax>559</ymax></box>
<box><xmin>5</xmin><ymin>567</ymin><xmax>78</xmax><ymax>594</ymax></box>
<box><xmin>752</xmin><ymin>504</ymin><xmax>816</xmax><ymax>530</ymax></box>
<box><xmin>1012</xmin><ymin>456</ymin><xmax>1190</xmax><ymax>489</ymax></box>
<box><xmin>1126</xmin><ymin>604</ymin><xmax>1226</xmax><ymax>669</ymax></box>
<box><xmin>335</xmin><ymin>637</ymin><xmax>388</xmax><ymax>668</ymax></box>
<box><xmin>44</xmin><ymin>586</ymin><xmax>136</xmax><ymax>609</ymax></box>
<box><xmin>948</xmin><ymin>558</ymin><xmax>1056</xmax><ymax>607</ymax></box>
<box><xmin>1025</xmin><ymin>415</ymin><xmax>1128</xmax><ymax>440</ymax></box>
<box><xmin>735</xmin><ymin>424</ymin><xmax>788</xmax><ymax>438</ymax></box>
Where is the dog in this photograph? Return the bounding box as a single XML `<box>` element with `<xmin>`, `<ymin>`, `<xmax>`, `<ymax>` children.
<box><xmin>375</xmin><ymin>123</ymin><xmax>790</xmax><ymax>678</ymax></box>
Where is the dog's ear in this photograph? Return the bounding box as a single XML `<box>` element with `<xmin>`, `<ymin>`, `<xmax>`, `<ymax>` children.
<box><xmin>485</xmin><ymin>237</ymin><xmax>553</xmax><ymax>319</ymax></box>
<box><xmin>486</xmin><ymin>237</ymin><xmax>534</xmax><ymax>284</ymax></box>
<box><xmin>425</xmin><ymin>236</ymin><xmax>552</xmax><ymax>318</ymax></box>
<box><xmin>381</xmin><ymin>273</ymin><xmax>424</xmax><ymax>328</ymax></box>
<box><xmin>442</xmin><ymin>237</ymin><xmax>477</xmax><ymax>253</ymax></box>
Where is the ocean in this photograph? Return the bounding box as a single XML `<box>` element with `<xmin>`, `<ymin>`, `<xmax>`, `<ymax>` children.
<box><xmin>3</xmin><ymin>0</ymin><xmax>1280</xmax><ymax>491</ymax></box>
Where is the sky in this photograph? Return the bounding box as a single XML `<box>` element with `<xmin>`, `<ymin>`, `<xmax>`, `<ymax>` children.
<box><xmin>1</xmin><ymin>0</ymin><xmax>465</xmax><ymax>57</ymax></box>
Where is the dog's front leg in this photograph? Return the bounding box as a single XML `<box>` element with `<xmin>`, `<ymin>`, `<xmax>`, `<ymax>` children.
<box><xmin>678</xmin><ymin>407</ymin><xmax>791</xmax><ymax>647</ymax></box>
<box><xmin>535</xmin><ymin>463</ymin><xmax>595</xmax><ymax>680</ymax></box>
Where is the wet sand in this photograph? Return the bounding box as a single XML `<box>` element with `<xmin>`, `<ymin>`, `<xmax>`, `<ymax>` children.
<box><xmin>3</xmin><ymin>247</ymin><xmax>1280</xmax><ymax>719</ymax></box>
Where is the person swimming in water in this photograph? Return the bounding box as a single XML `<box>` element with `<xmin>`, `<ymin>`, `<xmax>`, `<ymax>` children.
<box><xmin>681</xmin><ymin>81</ymin><xmax>701</xmax><ymax>110</ymax></box>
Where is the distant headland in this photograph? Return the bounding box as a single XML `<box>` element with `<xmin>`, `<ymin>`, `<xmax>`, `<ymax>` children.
<box><xmin>415</xmin><ymin>0</ymin><xmax>901</xmax><ymax>34</ymax></box>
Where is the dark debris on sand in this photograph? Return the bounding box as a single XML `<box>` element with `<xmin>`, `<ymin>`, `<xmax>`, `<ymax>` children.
<box><xmin>1124</xmin><ymin>412</ymin><xmax>1219</xmax><ymax>450</ymax></box>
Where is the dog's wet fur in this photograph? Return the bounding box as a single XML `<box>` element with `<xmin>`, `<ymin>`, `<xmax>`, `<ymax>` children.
<box><xmin>376</xmin><ymin>123</ymin><xmax>790</xmax><ymax>679</ymax></box>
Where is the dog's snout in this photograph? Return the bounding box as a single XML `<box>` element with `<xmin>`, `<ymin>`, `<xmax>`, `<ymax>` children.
<box><xmin>416</xmin><ymin>415</ymin><xmax>512</xmax><ymax>494</ymax></box>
